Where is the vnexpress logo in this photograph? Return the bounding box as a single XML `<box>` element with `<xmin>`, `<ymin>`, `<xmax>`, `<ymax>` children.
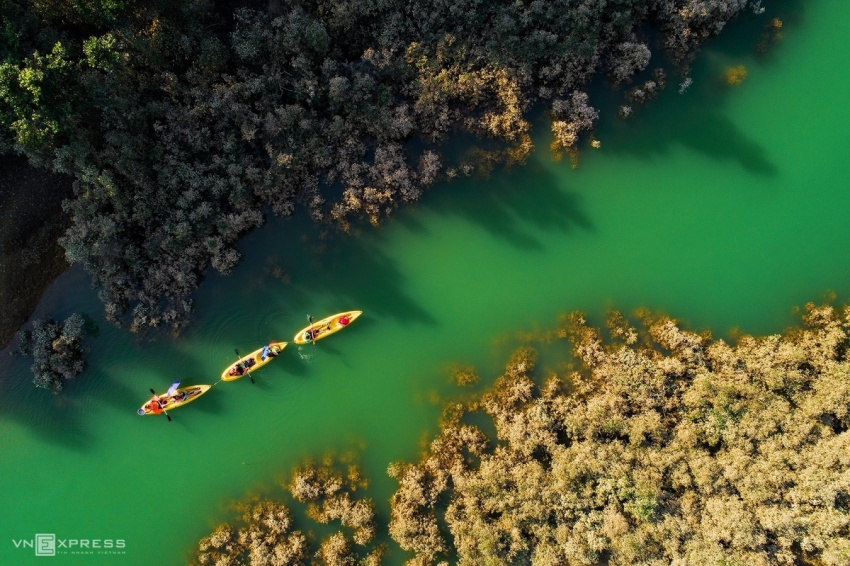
<box><xmin>35</xmin><ymin>534</ymin><xmax>55</xmax><ymax>557</ymax></box>
<box><xmin>13</xmin><ymin>534</ymin><xmax>126</xmax><ymax>556</ymax></box>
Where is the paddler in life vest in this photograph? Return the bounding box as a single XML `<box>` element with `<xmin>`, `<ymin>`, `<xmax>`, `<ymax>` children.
<box><xmin>229</xmin><ymin>357</ymin><xmax>257</xmax><ymax>376</ymax></box>
<box><xmin>261</xmin><ymin>344</ymin><xmax>281</xmax><ymax>361</ymax></box>
<box><xmin>146</xmin><ymin>396</ymin><xmax>164</xmax><ymax>414</ymax></box>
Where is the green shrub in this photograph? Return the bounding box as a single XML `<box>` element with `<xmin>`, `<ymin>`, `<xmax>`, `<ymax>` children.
<box><xmin>17</xmin><ymin>313</ymin><xmax>87</xmax><ymax>391</ymax></box>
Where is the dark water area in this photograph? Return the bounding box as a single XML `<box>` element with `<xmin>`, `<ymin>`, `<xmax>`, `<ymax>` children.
<box><xmin>2</xmin><ymin>1</ymin><xmax>849</xmax><ymax>564</ymax></box>
<box><xmin>0</xmin><ymin>155</ymin><xmax>72</xmax><ymax>348</ymax></box>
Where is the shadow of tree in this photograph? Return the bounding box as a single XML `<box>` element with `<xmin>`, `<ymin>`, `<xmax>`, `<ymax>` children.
<box><xmin>212</xmin><ymin>211</ymin><xmax>439</xmax><ymax>332</ymax></box>
<box><xmin>0</xmin><ymin>304</ymin><xmax>218</xmax><ymax>450</ymax></box>
<box><xmin>218</xmin><ymin>159</ymin><xmax>593</xmax><ymax>338</ymax></box>
<box><xmin>583</xmin><ymin>0</ymin><xmax>807</xmax><ymax>175</ymax></box>
<box><xmin>0</xmin><ymin>354</ymin><xmax>105</xmax><ymax>451</ymax></box>
<box><xmin>419</xmin><ymin>160</ymin><xmax>594</xmax><ymax>251</ymax></box>
<box><xmin>600</xmin><ymin>88</ymin><xmax>778</xmax><ymax>176</ymax></box>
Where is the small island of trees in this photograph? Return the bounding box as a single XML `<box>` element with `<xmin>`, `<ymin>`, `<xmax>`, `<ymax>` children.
<box><xmin>16</xmin><ymin>313</ymin><xmax>88</xmax><ymax>391</ymax></box>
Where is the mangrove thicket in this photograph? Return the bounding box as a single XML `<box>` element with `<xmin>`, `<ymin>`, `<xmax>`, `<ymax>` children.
<box><xmin>388</xmin><ymin>303</ymin><xmax>850</xmax><ymax>565</ymax></box>
<box><xmin>0</xmin><ymin>0</ymin><xmax>773</xmax><ymax>333</ymax></box>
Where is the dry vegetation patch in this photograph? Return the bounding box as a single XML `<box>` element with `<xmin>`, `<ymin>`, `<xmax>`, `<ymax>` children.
<box><xmin>388</xmin><ymin>304</ymin><xmax>850</xmax><ymax>565</ymax></box>
<box><xmin>193</xmin><ymin>454</ymin><xmax>381</xmax><ymax>566</ymax></box>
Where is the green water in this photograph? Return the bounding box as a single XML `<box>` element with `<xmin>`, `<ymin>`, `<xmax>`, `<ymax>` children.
<box><xmin>2</xmin><ymin>2</ymin><xmax>849</xmax><ymax>564</ymax></box>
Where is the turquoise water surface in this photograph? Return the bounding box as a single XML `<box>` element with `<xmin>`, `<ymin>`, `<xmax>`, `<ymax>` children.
<box><xmin>2</xmin><ymin>2</ymin><xmax>849</xmax><ymax>564</ymax></box>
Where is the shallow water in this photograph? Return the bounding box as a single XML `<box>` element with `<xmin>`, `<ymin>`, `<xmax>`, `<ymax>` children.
<box><xmin>2</xmin><ymin>1</ymin><xmax>849</xmax><ymax>564</ymax></box>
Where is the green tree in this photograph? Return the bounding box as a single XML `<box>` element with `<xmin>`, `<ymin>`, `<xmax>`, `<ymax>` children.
<box><xmin>17</xmin><ymin>313</ymin><xmax>88</xmax><ymax>391</ymax></box>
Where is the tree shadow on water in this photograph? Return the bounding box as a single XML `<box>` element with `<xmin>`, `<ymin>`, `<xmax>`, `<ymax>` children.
<box><xmin>691</xmin><ymin>0</ymin><xmax>806</xmax><ymax>61</ymax></box>
<box><xmin>599</xmin><ymin>82</ymin><xmax>778</xmax><ymax>177</ymax></box>
<box><xmin>0</xmin><ymin>336</ymin><xmax>194</xmax><ymax>451</ymax></box>
<box><xmin>251</xmin><ymin>217</ymin><xmax>439</xmax><ymax>330</ymax></box>
<box><xmin>0</xmin><ymin>353</ymin><xmax>92</xmax><ymax>450</ymax></box>
<box><xmin>316</xmin><ymin>240</ymin><xmax>439</xmax><ymax>325</ymax></box>
<box><xmin>422</xmin><ymin>160</ymin><xmax>594</xmax><ymax>251</ymax></box>
<box><xmin>589</xmin><ymin>1</ymin><xmax>809</xmax><ymax>176</ymax></box>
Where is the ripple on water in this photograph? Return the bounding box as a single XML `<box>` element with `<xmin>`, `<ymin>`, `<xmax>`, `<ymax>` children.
<box><xmin>257</xmin><ymin>308</ymin><xmax>294</xmax><ymax>344</ymax></box>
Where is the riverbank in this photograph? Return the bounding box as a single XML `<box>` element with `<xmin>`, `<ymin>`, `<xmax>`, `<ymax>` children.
<box><xmin>0</xmin><ymin>155</ymin><xmax>73</xmax><ymax>348</ymax></box>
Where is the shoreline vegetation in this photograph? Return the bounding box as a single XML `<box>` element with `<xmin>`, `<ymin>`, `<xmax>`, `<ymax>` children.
<box><xmin>194</xmin><ymin>302</ymin><xmax>850</xmax><ymax>565</ymax></box>
<box><xmin>16</xmin><ymin>312</ymin><xmax>89</xmax><ymax>391</ymax></box>
<box><xmin>192</xmin><ymin>454</ymin><xmax>383</xmax><ymax>566</ymax></box>
<box><xmin>0</xmin><ymin>0</ymin><xmax>775</xmax><ymax>337</ymax></box>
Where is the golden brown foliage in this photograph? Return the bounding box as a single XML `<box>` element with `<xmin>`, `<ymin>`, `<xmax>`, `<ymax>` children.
<box><xmin>389</xmin><ymin>304</ymin><xmax>850</xmax><ymax>565</ymax></box>
<box><xmin>725</xmin><ymin>65</ymin><xmax>748</xmax><ymax>85</ymax></box>
<box><xmin>758</xmin><ymin>18</ymin><xmax>785</xmax><ymax>54</ymax></box>
<box><xmin>193</xmin><ymin>455</ymin><xmax>378</xmax><ymax>565</ymax></box>
<box><xmin>193</xmin><ymin>500</ymin><xmax>308</xmax><ymax>566</ymax></box>
<box><xmin>450</xmin><ymin>365</ymin><xmax>480</xmax><ymax>387</ymax></box>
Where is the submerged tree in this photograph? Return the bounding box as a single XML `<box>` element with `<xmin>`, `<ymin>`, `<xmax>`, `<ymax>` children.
<box><xmin>194</xmin><ymin>500</ymin><xmax>309</xmax><ymax>566</ymax></box>
<box><xmin>17</xmin><ymin>313</ymin><xmax>87</xmax><ymax>391</ymax></box>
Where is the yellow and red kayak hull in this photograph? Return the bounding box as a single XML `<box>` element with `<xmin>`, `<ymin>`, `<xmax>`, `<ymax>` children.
<box><xmin>138</xmin><ymin>385</ymin><xmax>211</xmax><ymax>415</ymax></box>
<box><xmin>221</xmin><ymin>341</ymin><xmax>287</xmax><ymax>382</ymax></box>
<box><xmin>293</xmin><ymin>311</ymin><xmax>362</xmax><ymax>345</ymax></box>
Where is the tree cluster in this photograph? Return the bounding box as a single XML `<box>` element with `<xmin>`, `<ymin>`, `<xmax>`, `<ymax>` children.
<box><xmin>16</xmin><ymin>312</ymin><xmax>87</xmax><ymax>391</ymax></box>
<box><xmin>193</xmin><ymin>454</ymin><xmax>382</xmax><ymax>566</ymax></box>
<box><xmin>0</xmin><ymin>0</ymin><xmax>768</xmax><ymax>332</ymax></box>
<box><xmin>388</xmin><ymin>303</ymin><xmax>850</xmax><ymax>565</ymax></box>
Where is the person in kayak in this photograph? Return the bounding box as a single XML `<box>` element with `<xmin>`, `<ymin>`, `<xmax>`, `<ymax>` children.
<box><xmin>229</xmin><ymin>357</ymin><xmax>257</xmax><ymax>376</ymax></box>
<box><xmin>261</xmin><ymin>344</ymin><xmax>281</xmax><ymax>361</ymax></box>
<box><xmin>147</xmin><ymin>397</ymin><xmax>164</xmax><ymax>414</ymax></box>
<box><xmin>305</xmin><ymin>329</ymin><xmax>318</xmax><ymax>342</ymax></box>
<box><xmin>172</xmin><ymin>390</ymin><xmax>188</xmax><ymax>403</ymax></box>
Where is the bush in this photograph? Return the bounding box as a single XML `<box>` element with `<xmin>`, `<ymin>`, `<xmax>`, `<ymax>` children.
<box><xmin>193</xmin><ymin>454</ymin><xmax>378</xmax><ymax>565</ymax></box>
<box><xmin>389</xmin><ymin>303</ymin><xmax>850</xmax><ymax>565</ymax></box>
<box><xmin>17</xmin><ymin>313</ymin><xmax>87</xmax><ymax>391</ymax></box>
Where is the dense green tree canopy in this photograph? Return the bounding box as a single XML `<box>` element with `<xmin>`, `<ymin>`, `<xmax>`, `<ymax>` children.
<box><xmin>17</xmin><ymin>312</ymin><xmax>87</xmax><ymax>390</ymax></box>
<box><xmin>0</xmin><ymin>0</ymin><xmax>768</xmax><ymax>331</ymax></box>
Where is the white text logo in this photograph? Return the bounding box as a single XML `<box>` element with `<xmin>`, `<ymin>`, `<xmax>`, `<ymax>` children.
<box><xmin>13</xmin><ymin>535</ymin><xmax>126</xmax><ymax>557</ymax></box>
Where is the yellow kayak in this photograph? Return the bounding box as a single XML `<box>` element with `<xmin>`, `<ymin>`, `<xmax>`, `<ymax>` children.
<box><xmin>138</xmin><ymin>385</ymin><xmax>210</xmax><ymax>415</ymax></box>
<box><xmin>221</xmin><ymin>342</ymin><xmax>287</xmax><ymax>382</ymax></box>
<box><xmin>294</xmin><ymin>311</ymin><xmax>362</xmax><ymax>345</ymax></box>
